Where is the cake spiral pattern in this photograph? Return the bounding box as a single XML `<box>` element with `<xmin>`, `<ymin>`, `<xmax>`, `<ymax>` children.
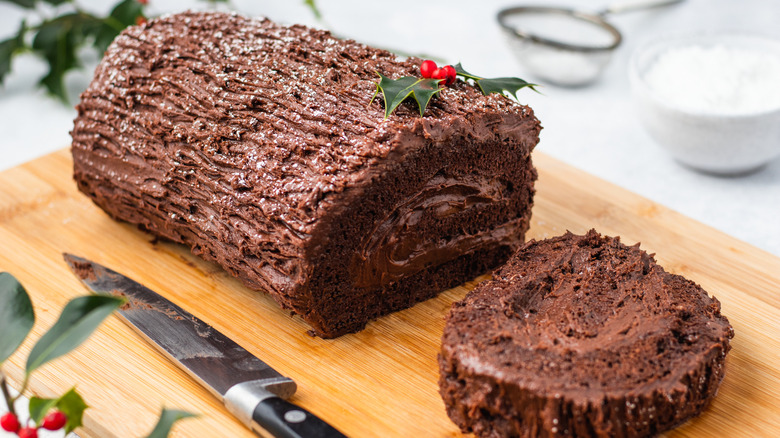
<box><xmin>439</xmin><ymin>230</ymin><xmax>733</xmax><ymax>437</ymax></box>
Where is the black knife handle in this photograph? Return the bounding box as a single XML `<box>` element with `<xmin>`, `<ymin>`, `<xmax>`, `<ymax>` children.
<box><xmin>251</xmin><ymin>397</ymin><xmax>347</xmax><ymax>438</ymax></box>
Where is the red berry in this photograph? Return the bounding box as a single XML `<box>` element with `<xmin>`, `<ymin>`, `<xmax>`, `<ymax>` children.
<box><xmin>1</xmin><ymin>413</ymin><xmax>20</xmax><ymax>432</ymax></box>
<box><xmin>442</xmin><ymin>65</ymin><xmax>457</xmax><ymax>85</ymax></box>
<box><xmin>18</xmin><ymin>427</ymin><xmax>38</xmax><ymax>438</ymax></box>
<box><xmin>42</xmin><ymin>410</ymin><xmax>67</xmax><ymax>431</ymax></box>
<box><xmin>431</xmin><ymin>67</ymin><xmax>446</xmax><ymax>83</ymax></box>
<box><xmin>420</xmin><ymin>60</ymin><xmax>437</xmax><ymax>79</ymax></box>
<box><xmin>138</xmin><ymin>0</ymin><xmax>149</xmax><ymax>4</ymax></box>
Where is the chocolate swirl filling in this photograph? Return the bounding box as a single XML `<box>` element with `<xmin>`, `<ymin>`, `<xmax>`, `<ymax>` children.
<box><xmin>352</xmin><ymin>173</ymin><xmax>519</xmax><ymax>288</ymax></box>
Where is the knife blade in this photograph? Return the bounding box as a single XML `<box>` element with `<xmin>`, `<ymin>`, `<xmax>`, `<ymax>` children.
<box><xmin>63</xmin><ymin>253</ymin><xmax>347</xmax><ymax>438</ymax></box>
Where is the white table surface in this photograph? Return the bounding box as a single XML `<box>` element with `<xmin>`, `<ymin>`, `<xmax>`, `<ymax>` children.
<box><xmin>1</xmin><ymin>0</ymin><xmax>779</xmax><ymax>435</ymax></box>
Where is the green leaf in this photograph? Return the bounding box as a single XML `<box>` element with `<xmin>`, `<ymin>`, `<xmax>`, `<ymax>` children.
<box><xmin>0</xmin><ymin>21</ymin><xmax>27</xmax><ymax>86</ymax></box>
<box><xmin>453</xmin><ymin>63</ymin><xmax>482</xmax><ymax>81</ymax></box>
<box><xmin>41</xmin><ymin>0</ymin><xmax>73</xmax><ymax>5</ymax></box>
<box><xmin>92</xmin><ymin>21</ymin><xmax>122</xmax><ymax>55</ymax></box>
<box><xmin>88</xmin><ymin>0</ymin><xmax>144</xmax><ymax>54</ymax></box>
<box><xmin>56</xmin><ymin>388</ymin><xmax>88</xmax><ymax>433</ymax></box>
<box><xmin>375</xmin><ymin>73</ymin><xmax>443</xmax><ymax>118</ymax></box>
<box><xmin>31</xmin><ymin>14</ymin><xmax>82</xmax><ymax>102</ymax></box>
<box><xmin>454</xmin><ymin>62</ymin><xmax>539</xmax><ymax>98</ymax></box>
<box><xmin>109</xmin><ymin>0</ymin><xmax>144</xmax><ymax>27</ymax></box>
<box><xmin>28</xmin><ymin>396</ymin><xmax>58</xmax><ymax>425</ymax></box>
<box><xmin>0</xmin><ymin>272</ymin><xmax>35</xmax><ymax>364</ymax></box>
<box><xmin>303</xmin><ymin>0</ymin><xmax>322</xmax><ymax>20</ymax></box>
<box><xmin>28</xmin><ymin>388</ymin><xmax>88</xmax><ymax>432</ymax></box>
<box><xmin>145</xmin><ymin>408</ymin><xmax>197</xmax><ymax>438</ymax></box>
<box><xmin>477</xmin><ymin>77</ymin><xmax>539</xmax><ymax>99</ymax></box>
<box><xmin>3</xmin><ymin>0</ymin><xmax>37</xmax><ymax>9</ymax></box>
<box><xmin>25</xmin><ymin>295</ymin><xmax>123</xmax><ymax>374</ymax></box>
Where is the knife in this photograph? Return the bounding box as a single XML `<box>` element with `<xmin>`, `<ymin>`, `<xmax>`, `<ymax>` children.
<box><xmin>63</xmin><ymin>253</ymin><xmax>347</xmax><ymax>438</ymax></box>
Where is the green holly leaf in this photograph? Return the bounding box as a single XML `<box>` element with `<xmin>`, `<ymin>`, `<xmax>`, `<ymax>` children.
<box><xmin>31</xmin><ymin>14</ymin><xmax>85</xmax><ymax>102</ymax></box>
<box><xmin>374</xmin><ymin>73</ymin><xmax>443</xmax><ymax>118</ymax></box>
<box><xmin>454</xmin><ymin>62</ymin><xmax>539</xmax><ymax>98</ymax></box>
<box><xmin>145</xmin><ymin>408</ymin><xmax>197</xmax><ymax>438</ymax></box>
<box><xmin>0</xmin><ymin>21</ymin><xmax>28</xmax><ymax>86</ymax></box>
<box><xmin>90</xmin><ymin>0</ymin><xmax>145</xmax><ymax>54</ymax></box>
<box><xmin>29</xmin><ymin>388</ymin><xmax>88</xmax><ymax>433</ymax></box>
<box><xmin>25</xmin><ymin>295</ymin><xmax>124</xmax><ymax>374</ymax></box>
<box><xmin>55</xmin><ymin>388</ymin><xmax>89</xmax><ymax>433</ymax></box>
<box><xmin>303</xmin><ymin>0</ymin><xmax>322</xmax><ymax>19</ymax></box>
<box><xmin>41</xmin><ymin>0</ymin><xmax>73</xmax><ymax>5</ymax></box>
<box><xmin>477</xmin><ymin>77</ymin><xmax>539</xmax><ymax>99</ymax></box>
<box><xmin>0</xmin><ymin>272</ymin><xmax>35</xmax><ymax>364</ymax></box>
<box><xmin>91</xmin><ymin>18</ymin><xmax>124</xmax><ymax>55</ymax></box>
<box><xmin>28</xmin><ymin>396</ymin><xmax>58</xmax><ymax>425</ymax></box>
<box><xmin>4</xmin><ymin>0</ymin><xmax>37</xmax><ymax>9</ymax></box>
<box><xmin>108</xmin><ymin>0</ymin><xmax>144</xmax><ymax>26</ymax></box>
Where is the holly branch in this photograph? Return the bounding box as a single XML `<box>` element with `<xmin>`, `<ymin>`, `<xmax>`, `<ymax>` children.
<box><xmin>375</xmin><ymin>60</ymin><xmax>538</xmax><ymax>118</ymax></box>
<box><xmin>0</xmin><ymin>0</ymin><xmax>149</xmax><ymax>103</ymax></box>
<box><xmin>0</xmin><ymin>272</ymin><xmax>194</xmax><ymax>437</ymax></box>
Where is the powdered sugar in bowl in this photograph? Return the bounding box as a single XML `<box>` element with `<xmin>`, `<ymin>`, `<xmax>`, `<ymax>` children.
<box><xmin>629</xmin><ymin>33</ymin><xmax>780</xmax><ymax>175</ymax></box>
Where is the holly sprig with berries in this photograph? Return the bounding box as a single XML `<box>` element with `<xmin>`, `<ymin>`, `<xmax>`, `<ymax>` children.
<box><xmin>374</xmin><ymin>59</ymin><xmax>539</xmax><ymax>118</ymax></box>
<box><xmin>0</xmin><ymin>272</ymin><xmax>194</xmax><ymax>437</ymax></box>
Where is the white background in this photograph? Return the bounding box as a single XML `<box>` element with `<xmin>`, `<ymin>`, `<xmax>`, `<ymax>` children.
<box><xmin>1</xmin><ymin>0</ymin><xmax>779</xmax><ymax>436</ymax></box>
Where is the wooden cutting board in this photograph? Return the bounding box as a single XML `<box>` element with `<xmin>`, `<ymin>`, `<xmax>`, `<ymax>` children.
<box><xmin>0</xmin><ymin>149</ymin><xmax>778</xmax><ymax>437</ymax></box>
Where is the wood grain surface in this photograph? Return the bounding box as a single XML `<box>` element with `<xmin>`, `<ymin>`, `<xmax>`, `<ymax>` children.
<box><xmin>0</xmin><ymin>149</ymin><xmax>778</xmax><ymax>437</ymax></box>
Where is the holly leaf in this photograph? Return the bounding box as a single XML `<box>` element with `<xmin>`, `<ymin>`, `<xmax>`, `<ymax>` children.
<box><xmin>477</xmin><ymin>77</ymin><xmax>539</xmax><ymax>99</ymax></box>
<box><xmin>41</xmin><ymin>0</ymin><xmax>73</xmax><ymax>5</ymax></box>
<box><xmin>374</xmin><ymin>73</ymin><xmax>443</xmax><ymax>118</ymax></box>
<box><xmin>55</xmin><ymin>388</ymin><xmax>88</xmax><ymax>433</ymax></box>
<box><xmin>28</xmin><ymin>396</ymin><xmax>58</xmax><ymax>425</ymax></box>
<box><xmin>31</xmin><ymin>14</ymin><xmax>86</xmax><ymax>102</ymax></box>
<box><xmin>108</xmin><ymin>0</ymin><xmax>144</xmax><ymax>26</ymax></box>
<box><xmin>29</xmin><ymin>388</ymin><xmax>88</xmax><ymax>433</ymax></box>
<box><xmin>0</xmin><ymin>21</ymin><xmax>27</xmax><ymax>86</ymax></box>
<box><xmin>90</xmin><ymin>0</ymin><xmax>145</xmax><ymax>54</ymax></box>
<box><xmin>0</xmin><ymin>272</ymin><xmax>35</xmax><ymax>364</ymax></box>
<box><xmin>303</xmin><ymin>0</ymin><xmax>322</xmax><ymax>19</ymax></box>
<box><xmin>25</xmin><ymin>295</ymin><xmax>124</xmax><ymax>374</ymax></box>
<box><xmin>454</xmin><ymin>63</ymin><xmax>539</xmax><ymax>98</ymax></box>
<box><xmin>3</xmin><ymin>0</ymin><xmax>37</xmax><ymax>9</ymax></box>
<box><xmin>145</xmin><ymin>408</ymin><xmax>197</xmax><ymax>438</ymax></box>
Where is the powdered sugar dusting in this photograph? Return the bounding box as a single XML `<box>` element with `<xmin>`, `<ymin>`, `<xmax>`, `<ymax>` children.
<box><xmin>644</xmin><ymin>44</ymin><xmax>780</xmax><ymax>115</ymax></box>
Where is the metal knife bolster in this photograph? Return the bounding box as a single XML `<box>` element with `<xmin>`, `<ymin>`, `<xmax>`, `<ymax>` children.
<box><xmin>224</xmin><ymin>378</ymin><xmax>296</xmax><ymax>426</ymax></box>
<box><xmin>225</xmin><ymin>379</ymin><xmax>347</xmax><ymax>438</ymax></box>
<box><xmin>250</xmin><ymin>397</ymin><xmax>347</xmax><ymax>438</ymax></box>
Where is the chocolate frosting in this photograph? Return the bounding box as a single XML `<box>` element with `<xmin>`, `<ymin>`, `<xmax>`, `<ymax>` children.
<box><xmin>71</xmin><ymin>11</ymin><xmax>540</xmax><ymax>336</ymax></box>
<box><xmin>439</xmin><ymin>230</ymin><xmax>733</xmax><ymax>437</ymax></box>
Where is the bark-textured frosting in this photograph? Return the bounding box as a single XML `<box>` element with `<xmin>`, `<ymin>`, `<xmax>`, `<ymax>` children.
<box><xmin>71</xmin><ymin>11</ymin><xmax>541</xmax><ymax>337</ymax></box>
<box><xmin>439</xmin><ymin>230</ymin><xmax>733</xmax><ymax>437</ymax></box>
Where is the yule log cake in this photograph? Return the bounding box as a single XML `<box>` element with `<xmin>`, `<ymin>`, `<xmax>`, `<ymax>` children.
<box><xmin>70</xmin><ymin>11</ymin><xmax>541</xmax><ymax>337</ymax></box>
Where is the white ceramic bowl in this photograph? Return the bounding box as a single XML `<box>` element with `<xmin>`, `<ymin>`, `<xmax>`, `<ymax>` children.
<box><xmin>629</xmin><ymin>33</ymin><xmax>780</xmax><ymax>175</ymax></box>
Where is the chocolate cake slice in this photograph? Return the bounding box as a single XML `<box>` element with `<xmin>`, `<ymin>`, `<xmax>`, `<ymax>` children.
<box><xmin>70</xmin><ymin>12</ymin><xmax>541</xmax><ymax>337</ymax></box>
<box><xmin>439</xmin><ymin>230</ymin><xmax>733</xmax><ymax>437</ymax></box>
